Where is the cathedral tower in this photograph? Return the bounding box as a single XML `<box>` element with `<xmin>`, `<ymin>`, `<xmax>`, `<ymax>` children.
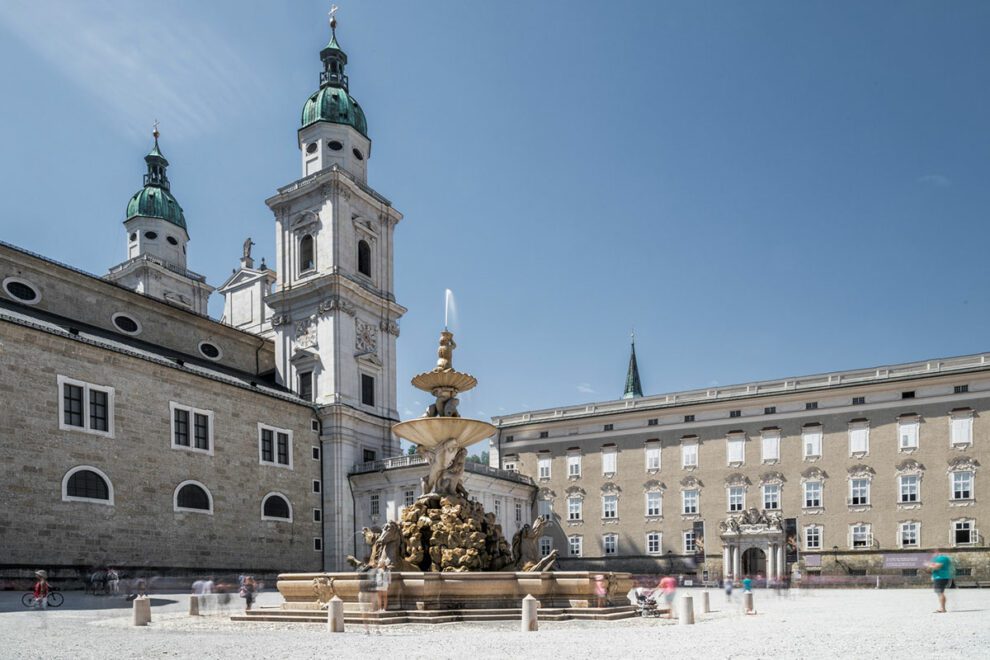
<box><xmin>265</xmin><ymin>15</ymin><xmax>406</xmax><ymax>569</ymax></box>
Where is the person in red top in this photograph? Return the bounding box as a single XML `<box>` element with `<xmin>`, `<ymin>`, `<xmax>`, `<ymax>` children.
<box><xmin>658</xmin><ymin>575</ymin><xmax>678</xmax><ymax>618</ymax></box>
<box><xmin>33</xmin><ymin>570</ymin><xmax>50</xmax><ymax>610</ymax></box>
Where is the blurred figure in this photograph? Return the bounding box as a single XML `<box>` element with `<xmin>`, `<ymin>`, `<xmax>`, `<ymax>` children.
<box><xmin>359</xmin><ymin>568</ymin><xmax>379</xmax><ymax>634</ymax></box>
<box><xmin>375</xmin><ymin>560</ymin><xmax>391</xmax><ymax>612</ymax></box>
<box><xmin>33</xmin><ymin>570</ymin><xmax>50</xmax><ymax>610</ymax></box>
<box><xmin>240</xmin><ymin>576</ymin><xmax>257</xmax><ymax>611</ymax></box>
<box><xmin>593</xmin><ymin>574</ymin><xmax>607</xmax><ymax>608</ymax></box>
<box><xmin>927</xmin><ymin>550</ymin><xmax>954</xmax><ymax>613</ymax></box>
<box><xmin>659</xmin><ymin>575</ymin><xmax>678</xmax><ymax>618</ymax></box>
<box><xmin>724</xmin><ymin>575</ymin><xmax>733</xmax><ymax>601</ymax></box>
<box><xmin>742</xmin><ymin>576</ymin><xmax>753</xmax><ymax>592</ymax></box>
<box><xmin>106</xmin><ymin>567</ymin><xmax>120</xmax><ymax>595</ymax></box>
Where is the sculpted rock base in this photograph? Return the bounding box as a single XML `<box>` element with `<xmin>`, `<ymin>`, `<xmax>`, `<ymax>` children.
<box><xmin>399</xmin><ymin>494</ymin><xmax>513</xmax><ymax>572</ymax></box>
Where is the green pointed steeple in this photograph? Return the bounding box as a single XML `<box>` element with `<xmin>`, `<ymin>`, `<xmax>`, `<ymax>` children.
<box><xmin>125</xmin><ymin>126</ymin><xmax>187</xmax><ymax>230</ymax></box>
<box><xmin>623</xmin><ymin>335</ymin><xmax>643</xmax><ymax>399</ymax></box>
<box><xmin>300</xmin><ymin>12</ymin><xmax>368</xmax><ymax>136</ymax></box>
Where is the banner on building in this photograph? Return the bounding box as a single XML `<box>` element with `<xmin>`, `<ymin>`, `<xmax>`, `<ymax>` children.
<box><xmin>785</xmin><ymin>517</ymin><xmax>799</xmax><ymax>564</ymax></box>
<box><xmin>693</xmin><ymin>520</ymin><xmax>706</xmax><ymax>559</ymax></box>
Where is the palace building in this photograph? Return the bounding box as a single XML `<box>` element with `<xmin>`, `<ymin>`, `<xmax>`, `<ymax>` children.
<box><xmin>0</xmin><ymin>17</ymin><xmax>529</xmax><ymax>581</ymax></box>
<box><xmin>491</xmin><ymin>342</ymin><xmax>990</xmax><ymax>581</ymax></box>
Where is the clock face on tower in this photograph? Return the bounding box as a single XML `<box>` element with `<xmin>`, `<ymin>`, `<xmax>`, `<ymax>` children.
<box><xmin>355</xmin><ymin>319</ymin><xmax>377</xmax><ymax>353</ymax></box>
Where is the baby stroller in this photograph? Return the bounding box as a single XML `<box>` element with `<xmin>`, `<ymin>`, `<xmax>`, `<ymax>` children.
<box><xmin>634</xmin><ymin>588</ymin><xmax>663</xmax><ymax>617</ymax></box>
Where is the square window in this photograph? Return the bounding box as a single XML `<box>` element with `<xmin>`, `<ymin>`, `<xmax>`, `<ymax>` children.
<box><xmin>763</xmin><ymin>484</ymin><xmax>781</xmax><ymax>510</ymax></box>
<box><xmin>569</xmin><ymin>536</ymin><xmax>583</xmax><ymax>557</ymax></box>
<box><xmin>568</xmin><ymin>497</ymin><xmax>582</xmax><ymax>521</ymax></box>
<box><xmin>952</xmin><ymin>471</ymin><xmax>973</xmax><ymax>500</ymax></box>
<box><xmin>954</xmin><ymin>385</ymin><xmax>969</xmax><ymax>394</ymax></box>
<box><xmin>603</xmin><ymin>534</ymin><xmax>617</xmax><ymax>555</ymax></box>
<box><xmin>602</xmin><ymin>495</ymin><xmax>617</xmax><ymax>519</ymax></box>
<box><xmin>363</xmin><ymin>449</ymin><xmax>377</xmax><ymax>463</ymax></box>
<box><xmin>171</xmin><ymin>403</ymin><xmax>212</xmax><ymax>454</ymax></box>
<box><xmin>174</xmin><ymin>408</ymin><xmax>190</xmax><ymax>447</ymax></box>
<box><xmin>646</xmin><ymin>532</ymin><xmax>662</xmax><ymax>555</ymax></box>
<box><xmin>648</xmin><ymin>418</ymin><xmax>659</xmax><ymax>426</ymax></box>
<box><xmin>806</xmin><ymin>401</ymin><xmax>818</xmax><ymax>410</ymax></box>
<box><xmin>506</xmin><ymin>435</ymin><xmax>514</xmax><ymax>443</ymax></box>
<box><xmin>194</xmin><ymin>413</ymin><xmax>210</xmax><ymax>451</ymax></box>
<box><xmin>851</xmin><ymin>524</ymin><xmax>871</xmax><ymax>548</ymax></box>
<box><xmin>682</xmin><ymin>489</ymin><xmax>699</xmax><ymax>515</ymax></box>
<box><xmin>312</xmin><ymin>446</ymin><xmax>321</xmax><ymax>460</ymax></box>
<box><xmin>764</xmin><ymin>406</ymin><xmax>776</xmax><ymax>415</ymax></box>
<box><xmin>850</xmin><ymin>479</ymin><xmax>870</xmax><ymax>506</ymax></box>
<box><xmin>539</xmin><ymin>431</ymin><xmax>549</xmax><ymax>439</ymax></box>
<box><xmin>899</xmin><ymin>475</ymin><xmax>919</xmax><ymax>503</ymax></box>
<box><xmin>684</xmin><ymin>414</ymin><xmax>695</xmax><ymax>423</ymax></box>
<box><xmin>58</xmin><ymin>376</ymin><xmax>114</xmax><ymax>437</ymax></box>
<box><xmin>804</xmin><ymin>481</ymin><xmax>822</xmax><ymax>508</ymax></box>
<box><xmin>728</xmin><ymin>486</ymin><xmax>745</xmax><ymax>512</ymax></box>
<box><xmin>901</xmin><ymin>391</ymin><xmax>915</xmax><ymax>399</ymax></box>
<box><xmin>312</xmin><ymin>480</ymin><xmax>321</xmax><ymax>493</ymax></box>
<box><xmin>683</xmin><ymin>531</ymin><xmax>697</xmax><ymax>553</ymax></box>
<box><xmin>729</xmin><ymin>410</ymin><xmax>741</xmax><ymax>418</ymax></box>
<box><xmin>313</xmin><ymin>508</ymin><xmax>322</xmax><ymax>522</ymax></box>
<box><xmin>805</xmin><ymin>526</ymin><xmax>821</xmax><ymax>550</ymax></box>
<box><xmin>646</xmin><ymin>491</ymin><xmax>662</xmax><ymax>517</ymax></box>
<box><xmin>361</xmin><ymin>374</ymin><xmax>375</xmax><ymax>407</ymax></box>
<box><xmin>852</xmin><ymin>396</ymin><xmax>865</xmax><ymax>405</ymax></box>
<box><xmin>900</xmin><ymin>522</ymin><xmax>919</xmax><ymax>547</ymax></box>
<box><xmin>603</xmin><ymin>424</ymin><xmax>614</xmax><ymax>432</ymax></box>
<box><xmin>954</xmin><ymin>520</ymin><xmax>974</xmax><ymax>544</ymax></box>
<box><xmin>538</xmin><ymin>499</ymin><xmax>552</xmax><ymax>519</ymax></box>
<box><xmin>311</xmin><ymin>419</ymin><xmax>321</xmax><ymax>432</ymax></box>
<box><xmin>63</xmin><ymin>383</ymin><xmax>84</xmax><ymax>427</ymax></box>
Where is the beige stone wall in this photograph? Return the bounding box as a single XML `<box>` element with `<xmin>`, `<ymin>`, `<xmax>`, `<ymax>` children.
<box><xmin>499</xmin><ymin>372</ymin><xmax>990</xmax><ymax>576</ymax></box>
<box><xmin>0</xmin><ymin>321</ymin><xmax>321</xmax><ymax>574</ymax></box>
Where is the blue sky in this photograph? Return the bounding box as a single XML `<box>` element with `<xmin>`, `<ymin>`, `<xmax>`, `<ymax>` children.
<box><xmin>1</xmin><ymin>1</ymin><xmax>988</xmax><ymax>430</ymax></box>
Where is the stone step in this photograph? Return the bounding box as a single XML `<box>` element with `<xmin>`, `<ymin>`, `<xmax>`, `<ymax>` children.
<box><xmin>233</xmin><ymin>605</ymin><xmax>639</xmax><ymax>625</ymax></box>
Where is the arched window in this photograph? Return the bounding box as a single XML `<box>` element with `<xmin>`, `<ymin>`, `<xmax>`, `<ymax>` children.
<box><xmin>174</xmin><ymin>481</ymin><xmax>213</xmax><ymax>514</ymax></box>
<box><xmin>262</xmin><ymin>492</ymin><xmax>293</xmax><ymax>522</ymax></box>
<box><xmin>357</xmin><ymin>240</ymin><xmax>371</xmax><ymax>277</ymax></box>
<box><xmin>62</xmin><ymin>466</ymin><xmax>114</xmax><ymax>505</ymax></box>
<box><xmin>300</xmin><ymin>234</ymin><xmax>315</xmax><ymax>273</ymax></box>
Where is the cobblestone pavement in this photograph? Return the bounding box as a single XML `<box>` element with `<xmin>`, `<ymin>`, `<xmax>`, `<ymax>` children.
<box><xmin>2</xmin><ymin>587</ymin><xmax>989</xmax><ymax>659</ymax></box>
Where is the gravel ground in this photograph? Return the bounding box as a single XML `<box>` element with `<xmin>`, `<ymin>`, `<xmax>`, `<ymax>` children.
<box><xmin>2</xmin><ymin>587</ymin><xmax>988</xmax><ymax>659</ymax></box>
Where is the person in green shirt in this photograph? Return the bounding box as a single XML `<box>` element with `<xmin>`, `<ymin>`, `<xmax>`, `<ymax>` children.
<box><xmin>927</xmin><ymin>551</ymin><xmax>954</xmax><ymax>613</ymax></box>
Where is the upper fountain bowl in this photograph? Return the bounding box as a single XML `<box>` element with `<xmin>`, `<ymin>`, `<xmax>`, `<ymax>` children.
<box><xmin>411</xmin><ymin>369</ymin><xmax>478</xmax><ymax>394</ymax></box>
<box><xmin>392</xmin><ymin>416</ymin><xmax>496</xmax><ymax>450</ymax></box>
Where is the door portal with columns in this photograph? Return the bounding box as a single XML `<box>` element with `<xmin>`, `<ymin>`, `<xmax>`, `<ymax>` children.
<box><xmin>720</xmin><ymin>509</ymin><xmax>787</xmax><ymax>581</ymax></box>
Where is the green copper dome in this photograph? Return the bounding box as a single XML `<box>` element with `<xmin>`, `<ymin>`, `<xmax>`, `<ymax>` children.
<box><xmin>300</xmin><ymin>21</ymin><xmax>369</xmax><ymax>137</ymax></box>
<box><xmin>301</xmin><ymin>87</ymin><xmax>368</xmax><ymax>136</ymax></box>
<box><xmin>125</xmin><ymin>136</ymin><xmax>187</xmax><ymax>230</ymax></box>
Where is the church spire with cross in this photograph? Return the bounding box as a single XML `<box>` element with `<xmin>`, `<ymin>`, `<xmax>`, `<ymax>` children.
<box><xmin>623</xmin><ymin>331</ymin><xmax>644</xmax><ymax>399</ymax></box>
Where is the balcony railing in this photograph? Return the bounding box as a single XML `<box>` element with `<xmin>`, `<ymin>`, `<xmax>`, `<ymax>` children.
<box><xmin>349</xmin><ymin>453</ymin><xmax>535</xmax><ymax>486</ymax></box>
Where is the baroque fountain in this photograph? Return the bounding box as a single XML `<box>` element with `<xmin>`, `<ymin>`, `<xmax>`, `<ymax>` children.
<box><xmin>272</xmin><ymin>330</ymin><xmax>633</xmax><ymax>621</ymax></box>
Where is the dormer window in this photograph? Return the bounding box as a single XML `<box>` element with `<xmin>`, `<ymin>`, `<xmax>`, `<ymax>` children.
<box><xmin>357</xmin><ymin>240</ymin><xmax>371</xmax><ymax>277</ymax></box>
<box><xmin>300</xmin><ymin>234</ymin><xmax>315</xmax><ymax>273</ymax></box>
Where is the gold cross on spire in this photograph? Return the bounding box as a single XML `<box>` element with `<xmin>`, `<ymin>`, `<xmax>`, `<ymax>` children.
<box><xmin>152</xmin><ymin>119</ymin><xmax>160</xmax><ymax>140</ymax></box>
<box><xmin>329</xmin><ymin>4</ymin><xmax>338</xmax><ymax>29</ymax></box>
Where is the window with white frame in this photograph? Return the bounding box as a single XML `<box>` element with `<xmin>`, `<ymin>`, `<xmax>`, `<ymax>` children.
<box><xmin>515</xmin><ymin>501</ymin><xmax>523</xmax><ymax>523</ymax></box>
<box><xmin>404</xmin><ymin>490</ymin><xmax>415</xmax><ymax>507</ymax></box>
<box><xmin>761</xmin><ymin>430</ymin><xmax>780</xmax><ymax>462</ymax></box>
<box><xmin>898</xmin><ymin>417</ymin><xmax>920</xmax><ymax>450</ymax></box>
<box><xmin>682</xmin><ymin>441</ymin><xmax>698</xmax><ymax>468</ymax></box>
<box><xmin>259</xmin><ymin>424</ymin><xmax>293</xmax><ymax>468</ymax></box>
<box><xmin>899</xmin><ymin>475</ymin><xmax>920</xmax><ymax>503</ymax></box>
<box><xmin>728</xmin><ymin>486</ymin><xmax>745</xmax><ymax>512</ymax></box>
<box><xmin>850</xmin><ymin>478</ymin><xmax>870</xmax><ymax>506</ymax></box>
<box><xmin>804</xmin><ymin>481</ymin><xmax>823</xmax><ymax>508</ymax></box>
<box><xmin>370</xmin><ymin>493</ymin><xmax>380</xmax><ymax>517</ymax></box>
<box><xmin>602</xmin><ymin>494</ymin><xmax>618</xmax><ymax>519</ymax></box>
<box><xmin>802</xmin><ymin>425</ymin><xmax>823</xmax><ymax>459</ymax></box>
<box><xmin>646</xmin><ymin>491</ymin><xmax>662</xmax><ymax>517</ymax></box>
<box><xmin>567</xmin><ymin>453</ymin><xmax>582</xmax><ymax>477</ymax></box>
<box><xmin>951</xmin><ymin>410</ymin><xmax>974</xmax><ymax>446</ymax></box>
<box><xmin>58</xmin><ymin>375</ymin><xmax>114</xmax><ymax>437</ymax></box>
<box><xmin>805</xmin><ymin>525</ymin><xmax>822</xmax><ymax>550</ymax></box>
<box><xmin>538</xmin><ymin>455</ymin><xmax>551</xmax><ymax>479</ymax></box>
<box><xmin>952</xmin><ymin>471</ymin><xmax>973</xmax><ymax>500</ymax></box>
<box><xmin>763</xmin><ymin>483</ymin><xmax>781</xmax><ymax>510</ymax></box>
<box><xmin>539</xmin><ymin>536</ymin><xmax>553</xmax><ymax>557</ymax></box>
<box><xmin>62</xmin><ymin>466</ymin><xmax>114</xmax><ymax>505</ymax></box>
<box><xmin>726</xmin><ymin>434</ymin><xmax>745</xmax><ymax>465</ymax></box>
<box><xmin>602</xmin><ymin>447</ymin><xmax>617</xmax><ymax>475</ymax></box>
<box><xmin>645</xmin><ymin>444</ymin><xmax>661</xmax><ymax>471</ymax></box>
<box><xmin>954</xmin><ymin>520</ymin><xmax>976</xmax><ymax>545</ymax></box>
<box><xmin>899</xmin><ymin>521</ymin><xmax>919</xmax><ymax>547</ymax></box>
<box><xmin>494</xmin><ymin>498</ymin><xmax>501</xmax><ymax>519</ymax></box>
<box><xmin>646</xmin><ymin>532</ymin><xmax>662</xmax><ymax>555</ymax></box>
<box><xmin>603</xmin><ymin>534</ymin><xmax>617</xmax><ymax>555</ymax></box>
<box><xmin>503</xmin><ymin>459</ymin><xmax>517</xmax><ymax>472</ymax></box>
<box><xmin>683</xmin><ymin>530</ymin><xmax>697</xmax><ymax>553</ymax></box>
<box><xmin>537</xmin><ymin>499</ymin><xmax>552</xmax><ymax>520</ymax></box>
<box><xmin>850</xmin><ymin>523</ymin><xmax>872</xmax><ymax>548</ymax></box>
<box><xmin>682</xmin><ymin>489</ymin><xmax>699</xmax><ymax>515</ymax></box>
<box><xmin>170</xmin><ymin>403</ymin><xmax>213</xmax><ymax>454</ymax></box>
<box><xmin>567</xmin><ymin>496</ymin><xmax>582</xmax><ymax>521</ymax></box>
<box><xmin>568</xmin><ymin>535</ymin><xmax>583</xmax><ymax>557</ymax></box>
<box><xmin>848</xmin><ymin>421</ymin><xmax>869</xmax><ymax>455</ymax></box>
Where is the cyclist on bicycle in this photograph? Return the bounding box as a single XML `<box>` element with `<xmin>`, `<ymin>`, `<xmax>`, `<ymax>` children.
<box><xmin>33</xmin><ymin>570</ymin><xmax>50</xmax><ymax>610</ymax></box>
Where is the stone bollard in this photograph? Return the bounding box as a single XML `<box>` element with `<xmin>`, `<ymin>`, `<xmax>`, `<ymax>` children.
<box><xmin>327</xmin><ymin>596</ymin><xmax>345</xmax><ymax>633</ymax></box>
<box><xmin>700</xmin><ymin>591</ymin><xmax>710</xmax><ymax>614</ymax></box>
<box><xmin>132</xmin><ymin>596</ymin><xmax>151</xmax><ymax>626</ymax></box>
<box><xmin>521</xmin><ymin>594</ymin><xmax>538</xmax><ymax>632</ymax></box>
<box><xmin>743</xmin><ymin>591</ymin><xmax>754</xmax><ymax>615</ymax></box>
<box><xmin>678</xmin><ymin>594</ymin><xmax>695</xmax><ymax>625</ymax></box>
<box><xmin>189</xmin><ymin>594</ymin><xmax>200</xmax><ymax>616</ymax></box>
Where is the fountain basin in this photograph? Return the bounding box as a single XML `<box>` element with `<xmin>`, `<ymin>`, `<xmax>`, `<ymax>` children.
<box><xmin>392</xmin><ymin>416</ymin><xmax>496</xmax><ymax>449</ymax></box>
<box><xmin>410</xmin><ymin>370</ymin><xmax>478</xmax><ymax>394</ymax></box>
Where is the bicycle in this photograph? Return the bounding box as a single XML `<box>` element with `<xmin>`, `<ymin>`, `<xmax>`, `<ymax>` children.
<box><xmin>21</xmin><ymin>586</ymin><xmax>64</xmax><ymax>608</ymax></box>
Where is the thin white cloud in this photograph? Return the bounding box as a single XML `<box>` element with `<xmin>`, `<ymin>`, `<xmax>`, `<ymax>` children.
<box><xmin>577</xmin><ymin>383</ymin><xmax>595</xmax><ymax>394</ymax></box>
<box><xmin>476</xmin><ymin>410</ymin><xmax>488</xmax><ymax>417</ymax></box>
<box><xmin>0</xmin><ymin>0</ymin><xmax>262</xmax><ymax>140</ymax></box>
<box><xmin>918</xmin><ymin>174</ymin><xmax>951</xmax><ymax>187</ymax></box>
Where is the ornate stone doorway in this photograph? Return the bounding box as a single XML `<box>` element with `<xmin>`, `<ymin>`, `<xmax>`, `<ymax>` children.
<box><xmin>741</xmin><ymin>547</ymin><xmax>766</xmax><ymax>576</ymax></box>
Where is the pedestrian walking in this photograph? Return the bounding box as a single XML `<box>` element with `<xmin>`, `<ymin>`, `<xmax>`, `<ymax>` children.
<box><xmin>742</xmin><ymin>576</ymin><xmax>753</xmax><ymax>592</ymax></box>
<box><xmin>724</xmin><ymin>576</ymin><xmax>733</xmax><ymax>601</ymax></box>
<box><xmin>106</xmin><ymin>568</ymin><xmax>120</xmax><ymax>595</ymax></box>
<box><xmin>375</xmin><ymin>560</ymin><xmax>391</xmax><ymax>612</ymax></box>
<box><xmin>659</xmin><ymin>575</ymin><xmax>678</xmax><ymax>618</ymax></box>
<box><xmin>593</xmin><ymin>574</ymin><xmax>607</xmax><ymax>607</ymax></box>
<box><xmin>240</xmin><ymin>575</ymin><xmax>257</xmax><ymax>611</ymax></box>
<box><xmin>927</xmin><ymin>550</ymin><xmax>954</xmax><ymax>613</ymax></box>
<box><xmin>33</xmin><ymin>570</ymin><xmax>50</xmax><ymax>610</ymax></box>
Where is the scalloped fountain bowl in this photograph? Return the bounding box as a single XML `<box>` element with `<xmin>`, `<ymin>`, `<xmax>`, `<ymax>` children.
<box><xmin>410</xmin><ymin>370</ymin><xmax>478</xmax><ymax>393</ymax></box>
<box><xmin>392</xmin><ymin>416</ymin><xmax>496</xmax><ymax>450</ymax></box>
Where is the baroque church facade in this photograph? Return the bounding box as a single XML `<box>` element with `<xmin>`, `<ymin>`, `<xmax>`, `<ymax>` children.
<box><xmin>0</xmin><ymin>19</ymin><xmax>532</xmax><ymax>580</ymax></box>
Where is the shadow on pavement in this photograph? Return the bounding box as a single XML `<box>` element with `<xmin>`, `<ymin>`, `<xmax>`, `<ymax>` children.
<box><xmin>0</xmin><ymin>593</ymin><xmax>177</xmax><ymax>614</ymax></box>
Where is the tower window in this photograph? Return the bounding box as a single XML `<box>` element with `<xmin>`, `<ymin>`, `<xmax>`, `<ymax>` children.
<box><xmin>306</xmin><ymin>142</ymin><xmax>318</xmax><ymax>154</ymax></box>
<box><xmin>129</xmin><ymin>232</ymin><xmax>137</xmax><ymax>242</ymax></box>
<box><xmin>298</xmin><ymin>371</ymin><xmax>313</xmax><ymax>402</ymax></box>
<box><xmin>167</xmin><ymin>236</ymin><xmax>178</xmax><ymax>246</ymax></box>
<box><xmin>111</xmin><ymin>313</ymin><xmax>141</xmax><ymax>335</ymax></box>
<box><xmin>361</xmin><ymin>374</ymin><xmax>375</xmax><ymax>406</ymax></box>
<box><xmin>300</xmin><ymin>235</ymin><xmax>315</xmax><ymax>273</ymax></box>
<box><xmin>352</xmin><ymin>148</ymin><xmax>364</xmax><ymax>161</ymax></box>
<box><xmin>2</xmin><ymin>278</ymin><xmax>41</xmax><ymax>304</ymax></box>
<box><xmin>144</xmin><ymin>231</ymin><xmax>158</xmax><ymax>240</ymax></box>
<box><xmin>198</xmin><ymin>342</ymin><xmax>222</xmax><ymax>360</ymax></box>
<box><xmin>357</xmin><ymin>240</ymin><xmax>372</xmax><ymax>277</ymax></box>
<box><xmin>328</xmin><ymin>140</ymin><xmax>343</xmax><ymax>151</ymax></box>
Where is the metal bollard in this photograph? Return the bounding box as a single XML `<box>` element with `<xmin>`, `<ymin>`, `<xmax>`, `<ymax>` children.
<box><xmin>678</xmin><ymin>594</ymin><xmax>695</xmax><ymax>625</ymax></box>
<box><xmin>328</xmin><ymin>596</ymin><xmax>345</xmax><ymax>633</ymax></box>
<box><xmin>132</xmin><ymin>596</ymin><xmax>151</xmax><ymax>626</ymax></box>
<box><xmin>189</xmin><ymin>594</ymin><xmax>200</xmax><ymax>616</ymax></box>
<box><xmin>701</xmin><ymin>591</ymin><xmax>710</xmax><ymax>614</ymax></box>
<box><xmin>521</xmin><ymin>594</ymin><xmax>539</xmax><ymax>632</ymax></box>
<box><xmin>743</xmin><ymin>591</ymin><xmax>754</xmax><ymax>614</ymax></box>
